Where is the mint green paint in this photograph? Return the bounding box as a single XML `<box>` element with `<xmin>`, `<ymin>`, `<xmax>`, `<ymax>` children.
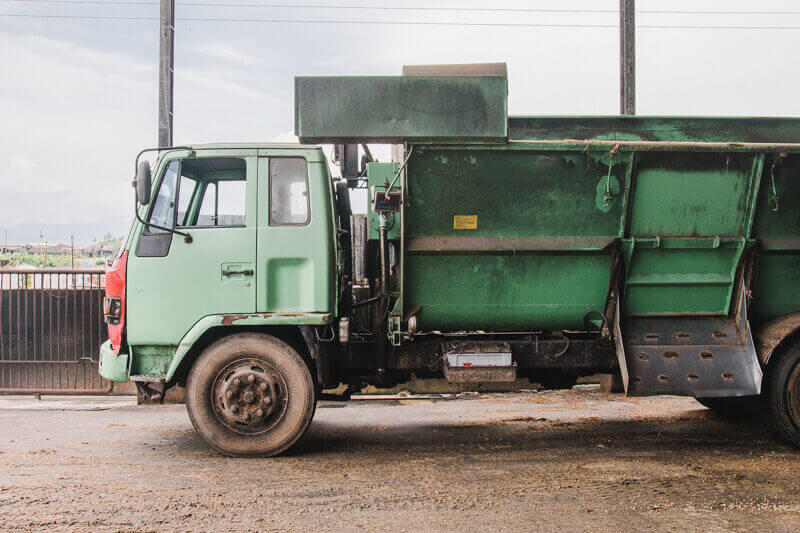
<box><xmin>98</xmin><ymin>340</ymin><xmax>130</xmax><ymax>382</ymax></box>
<box><xmin>164</xmin><ymin>312</ymin><xmax>333</xmax><ymax>382</ymax></box>
<box><xmin>123</xmin><ymin>144</ymin><xmax>336</xmax><ymax>379</ymax></box>
<box><xmin>255</xmin><ymin>155</ymin><xmax>336</xmax><ymax>315</ymax></box>
<box><xmin>130</xmin><ymin>345</ymin><xmax>174</xmax><ymax>376</ymax></box>
<box><xmin>126</xmin><ymin>148</ymin><xmax>258</xmax><ymax>345</ymax></box>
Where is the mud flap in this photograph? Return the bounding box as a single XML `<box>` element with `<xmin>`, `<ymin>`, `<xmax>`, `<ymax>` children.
<box><xmin>614</xmin><ymin>284</ymin><xmax>762</xmax><ymax>398</ymax></box>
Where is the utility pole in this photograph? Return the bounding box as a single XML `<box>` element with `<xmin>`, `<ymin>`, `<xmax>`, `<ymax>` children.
<box><xmin>620</xmin><ymin>0</ymin><xmax>635</xmax><ymax>115</ymax></box>
<box><xmin>158</xmin><ymin>0</ymin><xmax>175</xmax><ymax>147</ymax></box>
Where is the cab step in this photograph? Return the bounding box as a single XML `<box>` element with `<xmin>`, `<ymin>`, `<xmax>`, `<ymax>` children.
<box><xmin>442</xmin><ymin>341</ymin><xmax>517</xmax><ymax>383</ymax></box>
<box><xmin>613</xmin><ymin>284</ymin><xmax>762</xmax><ymax>398</ymax></box>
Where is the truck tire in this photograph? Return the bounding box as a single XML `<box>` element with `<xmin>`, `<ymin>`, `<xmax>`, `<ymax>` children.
<box><xmin>696</xmin><ymin>396</ymin><xmax>762</xmax><ymax>419</ymax></box>
<box><xmin>186</xmin><ymin>333</ymin><xmax>316</xmax><ymax>457</ymax></box>
<box><xmin>765</xmin><ymin>340</ymin><xmax>800</xmax><ymax>448</ymax></box>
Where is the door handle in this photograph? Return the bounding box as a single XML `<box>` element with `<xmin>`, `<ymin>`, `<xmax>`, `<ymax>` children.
<box><xmin>222</xmin><ymin>268</ymin><xmax>254</xmax><ymax>276</ymax></box>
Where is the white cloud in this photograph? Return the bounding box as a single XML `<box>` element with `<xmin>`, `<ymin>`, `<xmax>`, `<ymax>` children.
<box><xmin>0</xmin><ymin>29</ymin><xmax>155</xmax><ymax>232</ymax></box>
<box><xmin>189</xmin><ymin>41</ymin><xmax>261</xmax><ymax>66</ymax></box>
<box><xmin>2</xmin><ymin>0</ymin><xmax>800</xmax><ymax>242</ymax></box>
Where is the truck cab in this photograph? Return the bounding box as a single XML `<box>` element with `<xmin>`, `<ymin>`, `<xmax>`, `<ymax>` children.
<box><xmin>100</xmin><ymin>144</ymin><xmax>339</xmax><ymax>455</ymax></box>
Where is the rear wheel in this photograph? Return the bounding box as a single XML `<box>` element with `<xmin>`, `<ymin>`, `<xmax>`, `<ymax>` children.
<box><xmin>186</xmin><ymin>333</ymin><xmax>316</xmax><ymax>457</ymax></box>
<box><xmin>696</xmin><ymin>396</ymin><xmax>762</xmax><ymax>419</ymax></box>
<box><xmin>765</xmin><ymin>341</ymin><xmax>800</xmax><ymax>448</ymax></box>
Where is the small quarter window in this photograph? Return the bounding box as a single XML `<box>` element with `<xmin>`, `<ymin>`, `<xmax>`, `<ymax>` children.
<box><xmin>270</xmin><ymin>157</ymin><xmax>309</xmax><ymax>225</ymax></box>
<box><xmin>197</xmin><ymin>182</ymin><xmax>217</xmax><ymax>226</ymax></box>
<box><xmin>177</xmin><ymin>176</ymin><xmax>198</xmax><ymax>226</ymax></box>
<box><xmin>147</xmin><ymin>160</ymin><xmax>179</xmax><ymax>233</ymax></box>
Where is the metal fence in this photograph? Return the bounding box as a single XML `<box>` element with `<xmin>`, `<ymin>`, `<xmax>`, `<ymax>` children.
<box><xmin>0</xmin><ymin>268</ymin><xmax>112</xmax><ymax>394</ymax></box>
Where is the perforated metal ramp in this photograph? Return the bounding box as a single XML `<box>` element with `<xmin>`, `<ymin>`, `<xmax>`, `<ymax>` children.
<box><xmin>613</xmin><ymin>285</ymin><xmax>762</xmax><ymax>398</ymax></box>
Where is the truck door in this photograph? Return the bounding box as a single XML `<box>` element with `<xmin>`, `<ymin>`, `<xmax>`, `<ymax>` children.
<box><xmin>255</xmin><ymin>154</ymin><xmax>335</xmax><ymax>315</ymax></box>
<box><xmin>126</xmin><ymin>150</ymin><xmax>258</xmax><ymax>345</ymax></box>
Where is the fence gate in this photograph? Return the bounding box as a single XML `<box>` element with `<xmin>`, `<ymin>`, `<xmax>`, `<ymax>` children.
<box><xmin>0</xmin><ymin>269</ymin><xmax>112</xmax><ymax>394</ymax></box>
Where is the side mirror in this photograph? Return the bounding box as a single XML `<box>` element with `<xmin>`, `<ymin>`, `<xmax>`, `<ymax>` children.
<box><xmin>135</xmin><ymin>161</ymin><xmax>151</xmax><ymax>205</ymax></box>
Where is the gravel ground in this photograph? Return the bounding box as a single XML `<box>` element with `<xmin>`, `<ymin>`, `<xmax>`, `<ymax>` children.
<box><xmin>1</xmin><ymin>386</ymin><xmax>799</xmax><ymax>532</ymax></box>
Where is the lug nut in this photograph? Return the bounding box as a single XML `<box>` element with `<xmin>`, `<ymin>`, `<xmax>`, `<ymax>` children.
<box><xmin>233</xmin><ymin>378</ymin><xmax>241</xmax><ymax>387</ymax></box>
<box><xmin>225</xmin><ymin>390</ymin><xmax>233</xmax><ymax>399</ymax></box>
<box><xmin>256</xmin><ymin>409</ymin><xmax>263</xmax><ymax>417</ymax></box>
<box><xmin>259</xmin><ymin>382</ymin><xmax>268</xmax><ymax>391</ymax></box>
<box><xmin>263</xmin><ymin>397</ymin><xmax>272</xmax><ymax>406</ymax></box>
<box><xmin>247</xmin><ymin>375</ymin><xmax>255</xmax><ymax>384</ymax></box>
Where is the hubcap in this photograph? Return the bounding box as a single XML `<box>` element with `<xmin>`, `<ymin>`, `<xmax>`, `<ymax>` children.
<box><xmin>213</xmin><ymin>359</ymin><xmax>285</xmax><ymax>433</ymax></box>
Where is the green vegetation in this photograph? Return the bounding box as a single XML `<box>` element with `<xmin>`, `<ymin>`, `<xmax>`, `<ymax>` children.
<box><xmin>0</xmin><ymin>253</ymin><xmax>81</xmax><ymax>268</ymax></box>
<box><xmin>0</xmin><ymin>233</ymin><xmax>123</xmax><ymax>268</ymax></box>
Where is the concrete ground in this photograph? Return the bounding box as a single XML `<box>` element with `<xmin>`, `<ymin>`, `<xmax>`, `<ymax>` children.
<box><xmin>1</xmin><ymin>386</ymin><xmax>799</xmax><ymax>532</ymax></box>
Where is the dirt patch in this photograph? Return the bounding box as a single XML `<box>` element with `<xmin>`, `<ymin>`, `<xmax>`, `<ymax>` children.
<box><xmin>1</xmin><ymin>389</ymin><xmax>798</xmax><ymax>531</ymax></box>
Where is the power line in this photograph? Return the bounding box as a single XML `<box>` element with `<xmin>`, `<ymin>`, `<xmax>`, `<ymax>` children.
<box><xmin>3</xmin><ymin>13</ymin><xmax>800</xmax><ymax>30</ymax></box>
<box><xmin>0</xmin><ymin>14</ymin><xmax>617</xmax><ymax>25</ymax></box>
<box><xmin>2</xmin><ymin>0</ymin><xmax>800</xmax><ymax>17</ymax></box>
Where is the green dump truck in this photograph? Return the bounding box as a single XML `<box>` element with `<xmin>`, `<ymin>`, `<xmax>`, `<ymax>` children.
<box><xmin>100</xmin><ymin>64</ymin><xmax>800</xmax><ymax>456</ymax></box>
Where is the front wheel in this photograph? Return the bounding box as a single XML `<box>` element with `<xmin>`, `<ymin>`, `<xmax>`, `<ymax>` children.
<box><xmin>186</xmin><ymin>333</ymin><xmax>316</xmax><ymax>457</ymax></box>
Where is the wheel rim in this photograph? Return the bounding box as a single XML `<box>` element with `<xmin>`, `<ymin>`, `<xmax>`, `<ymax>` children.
<box><xmin>786</xmin><ymin>360</ymin><xmax>800</xmax><ymax>431</ymax></box>
<box><xmin>211</xmin><ymin>358</ymin><xmax>288</xmax><ymax>435</ymax></box>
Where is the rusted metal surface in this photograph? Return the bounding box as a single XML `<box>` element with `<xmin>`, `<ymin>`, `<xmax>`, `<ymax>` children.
<box><xmin>0</xmin><ymin>268</ymin><xmax>112</xmax><ymax>394</ymax></box>
<box><xmin>219</xmin><ymin>312</ymin><xmax>331</xmax><ymax>326</ymax></box>
<box><xmin>507</xmin><ymin>116</ymin><xmax>800</xmax><ymax>144</ymax></box>
<box><xmin>617</xmin><ymin>285</ymin><xmax>762</xmax><ymax>398</ymax></box>
<box><xmin>508</xmin><ymin>139</ymin><xmax>800</xmax><ymax>153</ymax></box>
<box><xmin>510</xmin><ymin>139</ymin><xmax>800</xmax><ymax>153</ymax></box>
<box><xmin>295</xmin><ymin>75</ymin><xmax>508</xmax><ymax>144</ymax></box>
<box><xmin>407</xmin><ymin>236</ymin><xmax>616</xmax><ymax>252</ymax></box>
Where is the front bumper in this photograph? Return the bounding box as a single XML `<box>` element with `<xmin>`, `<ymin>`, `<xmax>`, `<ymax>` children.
<box><xmin>98</xmin><ymin>339</ymin><xmax>130</xmax><ymax>382</ymax></box>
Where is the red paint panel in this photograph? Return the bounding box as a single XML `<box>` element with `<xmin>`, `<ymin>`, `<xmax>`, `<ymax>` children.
<box><xmin>105</xmin><ymin>251</ymin><xmax>127</xmax><ymax>354</ymax></box>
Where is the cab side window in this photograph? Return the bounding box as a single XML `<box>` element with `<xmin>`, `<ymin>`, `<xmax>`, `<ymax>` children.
<box><xmin>177</xmin><ymin>157</ymin><xmax>247</xmax><ymax>228</ymax></box>
<box><xmin>192</xmin><ymin>180</ymin><xmax>246</xmax><ymax>227</ymax></box>
<box><xmin>270</xmin><ymin>158</ymin><xmax>309</xmax><ymax>226</ymax></box>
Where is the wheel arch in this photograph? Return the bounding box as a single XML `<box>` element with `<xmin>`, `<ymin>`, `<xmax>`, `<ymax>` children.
<box><xmin>165</xmin><ymin>313</ymin><xmax>334</xmax><ymax>387</ymax></box>
<box><xmin>754</xmin><ymin>312</ymin><xmax>800</xmax><ymax>366</ymax></box>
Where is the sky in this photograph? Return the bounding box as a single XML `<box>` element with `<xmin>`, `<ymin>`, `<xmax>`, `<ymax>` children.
<box><xmin>1</xmin><ymin>0</ymin><xmax>799</xmax><ymax>244</ymax></box>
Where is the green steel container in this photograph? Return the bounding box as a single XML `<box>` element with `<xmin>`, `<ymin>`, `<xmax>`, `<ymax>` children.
<box><xmin>400</xmin><ymin>117</ymin><xmax>800</xmax><ymax>332</ymax></box>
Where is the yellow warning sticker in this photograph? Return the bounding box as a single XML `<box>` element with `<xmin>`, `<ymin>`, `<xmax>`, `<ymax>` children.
<box><xmin>453</xmin><ymin>215</ymin><xmax>478</xmax><ymax>230</ymax></box>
